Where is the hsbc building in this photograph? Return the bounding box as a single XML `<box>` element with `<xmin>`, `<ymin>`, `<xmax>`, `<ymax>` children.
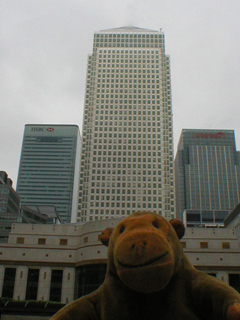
<box><xmin>17</xmin><ymin>125</ymin><xmax>81</xmax><ymax>223</ymax></box>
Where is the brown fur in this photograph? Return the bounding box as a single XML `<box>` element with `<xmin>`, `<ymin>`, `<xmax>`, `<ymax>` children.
<box><xmin>51</xmin><ymin>212</ymin><xmax>240</xmax><ymax>320</ymax></box>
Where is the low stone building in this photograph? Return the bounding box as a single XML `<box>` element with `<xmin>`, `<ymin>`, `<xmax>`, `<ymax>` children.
<box><xmin>0</xmin><ymin>213</ymin><xmax>240</xmax><ymax>305</ymax></box>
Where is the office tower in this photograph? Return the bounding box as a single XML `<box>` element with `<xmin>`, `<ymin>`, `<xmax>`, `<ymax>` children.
<box><xmin>78</xmin><ymin>27</ymin><xmax>174</xmax><ymax>222</ymax></box>
<box><xmin>0</xmin><ymin>171</ymin><xmax>21</xmax><ymax>243</ymax></box>
<box><xmin>175</xmin><ymin>129</ymin><xmax>240</xmax><ymax>226</ymax></box>
<box><xmin>17</xmin><ymin>125</ymin><xmax>81</xmax><ymax>223</ymax></box>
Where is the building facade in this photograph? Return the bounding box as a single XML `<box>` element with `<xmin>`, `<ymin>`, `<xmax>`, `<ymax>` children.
<box><xmin>78</xmin><ymin>27</ymin><xmax>174</xmax><ymax>222</ymax></box>
<box><xmin>17</xmin><ymin>125</ymin><xmax>81</xmax><ymax>224</ymax></box>
<box><xmin>0</xmin><ymin>213</ymin><xmax>240</xmax><ymax>304</ymax></box>
<box><xmin>0</xmin><ymin>172</ymin><xmax>21</xmax><ymax>243</ymax></box>
<box><xmin>21</xmin><ymin>205</ymin><xmax>62</xmax><ymax>224</ymax></box>
<box><xmin>174</xmin><ymin>129</ymin><xmax>240</xmax><ymax>226</ymax></box>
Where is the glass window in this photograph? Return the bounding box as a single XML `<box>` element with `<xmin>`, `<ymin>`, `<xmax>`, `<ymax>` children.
<box><xmin>25</xmin><ymin>269</ymin><xmax>39</xmax><ymax>300</ymax></box>
<box><xmin>215</xmin><ymin>211</ymin><xmax>229</xmax><ymax>222</ymax></box>
<box><xmin>38</xmin><ymin>238</ymin><xmax>46</xmax><ymax>245</ymax></box>
<box><xmin>200</xmin><ymin>242</ymin><xmax>208</xmax><ymax>249</ymax></box>
<box><xmin>181</xmin><ymin>242</ymin><xmax>186</xmax><ymax>249</ymax></box>
<box><xmin>17</xmin><ymin>237</ymin><xmax>25</xmax><ymax>244</ymax></box>
<box><xmin>49</xmin><ymin>270</ymin><xmax>63</xmax><ymax>302</ymax></box>
<box><xmin>202</xmin><ymin>211</ymin><xmax>214</xmax><ymax>223</ymax></box>
<box><xmin>59</xmin><ymin>239</ymin><xmax>68</xmax><ymax>246</ymax></box>
<box><xmin>2</xmin><ymin>268</ymin><xmax>16</xmax><ymax>298</ymax></box>
<box><xmin>229</xmin><ymin>274</ymin><xmax>240</xmax><ymax>293</ymax></box>
<box><xmin>75</xmin><ymin>264</ymin><xmax>107</xmax><ymax>298</ymax></box>
<box><xmin>222</xmin><ymin>242</ymin><xmax>230</xmax><ymax>249</ymax></box>
<box><xmin>186</xmin><ymin>213</ymin><xmax>200</xmax><ymax>223</ymax></box>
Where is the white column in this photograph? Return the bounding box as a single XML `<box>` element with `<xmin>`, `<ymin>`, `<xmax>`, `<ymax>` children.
<box><xmin>13</xmin><ymin>266</ymin><xmax>28</xmax><ymax>300</ymax></box>
<box><xmin>37</xmin><ymin>267</ymin><xmax>51</xmax><ymax>301</ymax></box>
<box><xmin>217</xmin><ymin>271</ymin><xmax>229</xmax><ymax>285</ymax></box>
<box><xmin>61</xmin><ymin>268</ymin><xmax>75</xmax><ymax>304</ymax></box>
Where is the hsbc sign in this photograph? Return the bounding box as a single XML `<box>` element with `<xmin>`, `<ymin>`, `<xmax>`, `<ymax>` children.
<box><xmin>31</xmin><ymin>127</ymin><xmax>55</xmax><ymax>132</ymax></box>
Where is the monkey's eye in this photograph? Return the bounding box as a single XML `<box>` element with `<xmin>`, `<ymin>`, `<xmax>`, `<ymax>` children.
<box><xmin>152</xmin><ymin>221</ymin><xmax>159</xmax><ymax>229</ymax></box>
<box><xmin>120</xmin><ymin>226</ymin><xmax>125</xmax><ymax>234</ymax></box>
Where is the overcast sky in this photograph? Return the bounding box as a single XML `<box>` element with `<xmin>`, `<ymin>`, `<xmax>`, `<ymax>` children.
<box><xmin>1</xmin><ymin>0</ymin><xmax>240</xmax><ymax>188</ymax></box>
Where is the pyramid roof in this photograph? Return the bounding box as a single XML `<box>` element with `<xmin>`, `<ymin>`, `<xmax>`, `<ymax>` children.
<box><xmin>99</xmin><ymin>26</ymin><xmax>160</xmax><ymax>33</ymax></box>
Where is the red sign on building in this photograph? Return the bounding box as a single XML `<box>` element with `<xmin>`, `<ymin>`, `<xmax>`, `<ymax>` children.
<box><xmin>194</xmin><ymin>132</ymin><xmax>224</xmax><ymax>139</ymax></box>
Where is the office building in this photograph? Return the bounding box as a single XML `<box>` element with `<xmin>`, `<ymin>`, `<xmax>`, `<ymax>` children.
<box><xmin>175</xmin><ymin>129</ymin><xmax>240</xmax><ymax>226</ymax></box>
<box><xmin>78</xmin><ymin>27</ymin><xmax>174</xmax><ymax>222</ymax></box>
<box><xmin>0</xmin><ymin>171</ymin><xmax>21</xmax><ymax>243</ymax></box>
<box><xmin>17</xmin><ymin>125</ymin><xmax>81</xmax><ymax>223</ymax></box>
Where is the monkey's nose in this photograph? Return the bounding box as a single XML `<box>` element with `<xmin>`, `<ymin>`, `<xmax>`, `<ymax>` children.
<box><xmin>131</xmin><ymin>241</ymin><xmax>147</xmax><ymax>255</ymax></box>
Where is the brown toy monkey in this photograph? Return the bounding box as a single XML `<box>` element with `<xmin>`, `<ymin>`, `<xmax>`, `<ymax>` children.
<box><xmin>51</xmin><ymin>212</ymin><xmax>240</xmax><ymax>320</ymax></box>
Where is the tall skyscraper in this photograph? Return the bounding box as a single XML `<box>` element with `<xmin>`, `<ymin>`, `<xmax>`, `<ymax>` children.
<box><xmin>78</xmin><ymin>27</ymin><xmax>174</xmax><ymax>222</ymax></box>
<box><xmin>175</xmin><ymin>129</ymin><xmax>240</xmax><ymax>226</ymax></box>
<box><xmin>17</xmin><ymin>125</ymin><xmax>81</xmax><ymax>223</ymax></box>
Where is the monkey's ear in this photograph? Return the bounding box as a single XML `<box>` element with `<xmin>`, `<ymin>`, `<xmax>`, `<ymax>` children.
<box><xmin>169</xmin><ymin>219</ymin><xmax>185</xmax><ymax>239</ymax></box>
<box><xmin>100</xmin><ymin>228</ymin><xmax>114</xmax><ymax>247</ymax></box>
